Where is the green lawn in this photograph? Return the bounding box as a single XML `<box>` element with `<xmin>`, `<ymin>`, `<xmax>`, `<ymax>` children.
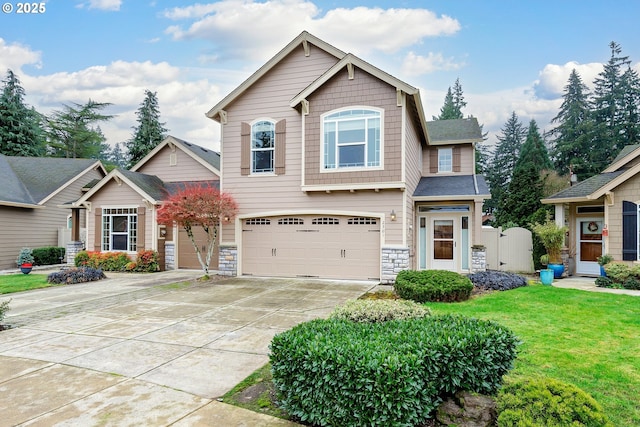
<box><xmin>427</xmin><ymin>284</ymin><xmax>640</xmax><ymax>426</ymax></box>
<box><xmin>0</xmin><ymin>274</ymin><xmax>53</xmax><ymax>294</ymax></box>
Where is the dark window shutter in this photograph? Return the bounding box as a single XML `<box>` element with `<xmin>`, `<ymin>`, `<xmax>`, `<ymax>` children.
<box><xmin>137</xmin><ymin>207</ymin><xmax>146</xmax><ymax>250</ymax></box>
<box><xmin>241</xmin><ymin>122</ymin><xmax>251</xmax><ymax>176</ymax></box>
<box><xmin>275</xmin><ymin>119</ymin><xmax>286</xmax><ymax>175</ymax></box>
<box><xmin>622</xmin><ymin>200</ymin><xmax>637</xmax><ymax>261</ymax></box>
<box><xmin>429</xmin><ymin>149</ymin><xmax>437</xmax><ymax>173</ymax></box>
<box><xmin>453</xmin><ymin>146</ymin><xmax>461</xmax><ymax>172</ymax></box>
<box><xmin>94</xmin><ymin>208</ymin><xmax>102</xmax><ymax>251</ymax></box>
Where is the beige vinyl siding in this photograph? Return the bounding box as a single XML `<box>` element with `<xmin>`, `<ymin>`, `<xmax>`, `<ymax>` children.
<box><xmin>423</xmin><ymin>144</ymin><xmax>475</xmax><ymax>175</ymax></box>
<box><xmin>404</xmin><ymin>107</ymin><xmax>424</xmax><ymax>268</ymax></box>
<box><xmin>220</xmin><ymin>43</ymin><xmax>340</xmax><ymax>244</ymax></box>
<box><xmin>602</xmin><ymin>177</ymin><xmax>640</xmax><ymax>261</ymax></box>
<box><xmin>136</xmin><ymin>145</ymin><xmax>218</xmax><ymax>182</ymax></box>
<box><xmin>304</xmin><ymin>69</ymin><xmax>403</xmax><ymax>185</ymax></box>
<box><xmin>0</xmin><ymin>168</ymin><xmax>104</xmax><ymax>270</ymax></box>
<box><xmin>86</xmin><ymin>180</ymin><xmax>154</xmax><ymax>253</ymax></box>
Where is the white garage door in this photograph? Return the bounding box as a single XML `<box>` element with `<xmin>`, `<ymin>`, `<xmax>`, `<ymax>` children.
<box><xmin>242</xmin><ymin>215</ymin><xmax>380</xmax><ymax>280</ymax></box>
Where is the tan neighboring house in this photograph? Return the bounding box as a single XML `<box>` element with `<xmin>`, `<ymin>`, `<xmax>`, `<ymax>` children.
<box><xmin>0</xmin><ymin>154</ymin><xmax>106</xmax><ymax>270</ymax></box>
<box><xmin>207</xmin><ymin>31</ymin><xmax>489</xmax><ymax>282</ymax></box>
<box><xmin>543</xmin><ymin>144</ymin><xmax>640</xmax><ymax>276</ymax></box>
<box><xmin>71</xmin><ymin>136</ymin><xmax>220</xmax><ymax>270</ymax></box>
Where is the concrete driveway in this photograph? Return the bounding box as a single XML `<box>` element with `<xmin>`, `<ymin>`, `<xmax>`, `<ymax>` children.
<box><xmin>0</xmin><ymin>271</ymin><xmax>376</xmax><ymax>426</ymax></box>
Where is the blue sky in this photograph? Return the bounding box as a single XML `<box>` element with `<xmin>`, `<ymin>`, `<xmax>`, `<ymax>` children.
<box><xmin>1</xmin><ymin>0</ymin><xmax>639</xmax><ymax>152</ymax></box>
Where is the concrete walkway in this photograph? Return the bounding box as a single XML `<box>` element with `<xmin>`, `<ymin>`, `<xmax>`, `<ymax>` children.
<box><xmin>544</xmin><ymin>275</ymin><xmax>640</xmax><ymax>296</ymax></box>
<box><xmin>0</xmin><ymin>270</ymin><xmax>377</xmax><ymax>426</ymax></box>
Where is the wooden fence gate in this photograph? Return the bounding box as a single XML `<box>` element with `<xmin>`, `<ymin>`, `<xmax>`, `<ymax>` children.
<box><xmin>482</xmin><ymin>226</ymin><xmax>534</xmax><ymax>273</ymax></box>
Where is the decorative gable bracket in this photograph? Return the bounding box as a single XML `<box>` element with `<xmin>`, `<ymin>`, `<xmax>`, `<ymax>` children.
<box><xmin>606</xmin><ymin>191</ymin><xmax>614</xmax><ymax>206</ymax></box>
<box><xmin>301</xmin><ymin>99</ymin><xmax>309</xmax><ymax>116</ymax></box>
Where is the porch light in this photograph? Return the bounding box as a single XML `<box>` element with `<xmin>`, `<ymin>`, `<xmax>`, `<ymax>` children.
<box><xmin>390</xmin><ymin>210</ymin><xmax>397</xmax><ymax>221</ymax></box>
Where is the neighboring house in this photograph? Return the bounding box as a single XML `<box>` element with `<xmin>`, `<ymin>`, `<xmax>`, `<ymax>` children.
<box><xmin>543</xmin><ymin>144</ymin><xmax>640</xmax><ymax>276</ymax></box>
<box><xmin>0</xmin><ymin>154</ymin><xmax>106</xmax><ymax>270</ymax></box>
<box><xmin>72</xmin><ymin>136</ymin><xmax>220</xmax><ymax>270</ymax></box>
<box><xmin>206</xmin><ymin>31</ymin><xmax>489</xmax><ymax>282</ymax></box>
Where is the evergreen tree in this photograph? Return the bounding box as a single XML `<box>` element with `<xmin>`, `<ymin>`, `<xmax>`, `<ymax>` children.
<box><xmin>549</xmin><ymin>69</ymin><xmax>593</xmax><ymax>179</ymax></box>
<box><xmin>46</xmin><ymin>100</ymin><xmax>114</xmax><ymax>158</ymax></box>
<box><xmin>0</xmin><ymin>69</ymin><xmax>45</xmax><ymax>156</ymax></box>
<box><xmin>589</xmin><ymin>42</ymin><xmax>637</xmax><ymax>170</ymax></box>
<box><xmin>107</xmin><ymin>142</ymin><xmax>129</xmax><ymax>168</ymax></box>
<box><xmin>619</xmin><ymin>63</ymin><xmax>640</xmax><ymax>147</ymax></box>
<box><xmin>433</xmin><ymin>78</ymin><xmax>466</xmax><ymax>120</ymax></box>
<box><xmin>485</xmin><ymin>112</ymin><xmax>526</xmax><ymax>214</ymax></box>
<box><xmin>495</xmin><ymin>120</ymin><xmax>551</xmax><ymax>227</ymax></box>
<box><xmin>126</xmin><ymin>90</ymin><xmax>168</xmax><ymax>168</ymax></box>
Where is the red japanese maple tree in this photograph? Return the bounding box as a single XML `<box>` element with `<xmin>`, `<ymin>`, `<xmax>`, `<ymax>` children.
<box><xmin>157</xmin><ymin>183</ymin><xmax>237</xmax><ymax>275</ymax></box>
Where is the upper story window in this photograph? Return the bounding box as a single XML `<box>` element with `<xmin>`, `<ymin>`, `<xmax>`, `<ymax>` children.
<box><xmin>322</xmin><ymin>108</ymin><xmax>382</xmax><ymax>171</ymax></box>
<box><xmin>251</xmin><ymin>120</ymin><xmax>275</xmax><ymax>173</ymax></box>
<box><xmin>438</xmin><ymin>148</ymin><xmax>453</xmax><ymax>173</ymax></box>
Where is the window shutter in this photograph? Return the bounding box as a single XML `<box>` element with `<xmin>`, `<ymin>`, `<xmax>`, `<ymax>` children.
<box><xmin>241</xmin><ymin>122</ymin><xmax>251</xmax><ymax>176</ymax></box>
<box><xmin>429</xmin><ymin>149</ymin><xmax>438</xmax><ymax>173</ymax></box>
<box><xmin>137</xmin><ymin>207</ymin><xmax>146</xmax><ymax>250</ymax></box>
<box><xmin>275</xmin><ymin>119</ymin><xmax>286</xmax><ymax>175</ymax></box>
<box><xmin>622</xmin><ymin>201</ymin><xmax>637</xmax><ymax>261</ymax></box>
<box><xmin>94</xmin><ymin>208</ymin><xmax>102</xmax><ymax>251</ymax></box>
<box><xmin>453</xmin><ymin>146</ymin><xmax>461</xmax><ymax>172</ymax></box>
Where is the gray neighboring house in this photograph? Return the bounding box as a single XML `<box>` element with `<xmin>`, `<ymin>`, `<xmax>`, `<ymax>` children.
<box><xmin>0</xmin><ymin>154</ymin><xmax>106</xmax><ymax>270</ymax></box>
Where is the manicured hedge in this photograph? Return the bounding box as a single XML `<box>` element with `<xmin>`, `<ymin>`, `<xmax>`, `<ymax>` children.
<box><xmin>468</xmin><ymin>270</ymin><xmax>528</xmax><ymax>292</ymax></box>
<box><xmin>395</xmin><ymin>269</ymin><xmax>473</xmax><ymax>302</ymax></box>
<box><xmin>600</xmin><ymin>262</ymin><xmax>640</xmax><ymax>290</ymax></box>
<box><xmin>33</xmin><ymin>246</ymin><xmax>65</xmax><ymax>266</ymax></box>
<box><xmin>75</xmin><ymin>250</ymin><xmax>159</xmax><ymax>272</ymax></box>
<box><xmin>497</xmin><ymin>377</ymin><xmax>612</xmax><ymax>427</ymax></box>
<box><xmin>47</xmin><ymin>267</ymin><xmax>106</xmax><ymax>284</ymax></box>
<box><xmin>329</xmin><ymin>299</ymin><xmax>430</xmax><ymax>323</ymax></box>
<box><xmin>270</xmin><ymin>315</ymin><xmax>519</xmax><ymax>427</ymax></box>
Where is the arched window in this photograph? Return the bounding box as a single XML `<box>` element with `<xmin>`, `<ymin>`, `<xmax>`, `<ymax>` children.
<box><xmin>251</xmin><ymin>120</ymin><xmax>275</xmax><ymax>173</ymax></box>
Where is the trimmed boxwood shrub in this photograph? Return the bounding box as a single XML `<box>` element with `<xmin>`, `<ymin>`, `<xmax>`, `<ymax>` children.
<box><xmin>329</xmin><ymin>299</ymin><xmax>430</xmax><ymax>323</ymax></box>
<box><xmin>496</xmin><ymin>377</ymin><xmax>612</xmax><ymax>427</ymax></box>
<box><xmin>468</xmin><ymin>270</ymin><xmax>528</xmax><ymax>292</ymax></box>
<box><xmin>32</xmin><ymin>246</ymin><xmax>65</xmax><ymax>266</ymax></box>
<box><xmin>395</xmin><ymin>269</ymin><xmax>473</xmax><ymax>302</ymax></box>
<box><xmin>47</xmin><ymin>267</ymin><xmax>106</xmax><ymax>284</ymax></box>
<box><xmin>270</xmin><ymin>315</ymin><xmax>519</xmax><ymax>427</ymax></box>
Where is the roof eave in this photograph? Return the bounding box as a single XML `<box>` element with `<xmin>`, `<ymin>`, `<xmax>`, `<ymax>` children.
<box><xmin>0</xmin><ymin>200</ymin><xmax>43</xmax><ymax>209</ymax></box>
<box><xmin>38</xmin><ymin>160</ymin><xmax>106</xmax><ymax>205</ymax></box>
<box><xmin>603</xmin><ymin>145</ymin><xmax>640</xmax><ymax>172</ymax></box>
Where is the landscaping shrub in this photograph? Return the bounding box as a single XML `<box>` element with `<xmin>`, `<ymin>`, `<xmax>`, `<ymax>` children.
<box><xmin>395</xmin><ymin>269</ymin><xmax>473</xmax><ymax>302</ymax></box>
<box><xmin>74</xmin><ymin>250</ymin><xmax>90</xmax><ymax>267</ymax></box>
<box><xmin>603</xmin><ymin>262</ymin><xmax>631</xmax><ymax>283</ymax></box>
<box><xmin>74</xmin><ymin>250</ymin><xmax>159</xmax><ymax>272</ymax></box>
<box><xmin>47</xmin><ymin>267</ymin><xmax>106</xmax><ymax>285</ymax></box>
<box><xmin>468</xmin><ymin>270</ymin><xmax>528</xmax><ymax>292</ymax></box>
<box><xmin>32</xmin><ymin>246</ymin><xmax>65</xmax><ymax>266</ymax></box>
<box><xmin>623</xmin><ymin>276</ymin><xmax>640</xmax><ymax>290</ymax></box>
<box><xmin>496</xmin><ymin>377</ymin><xmax>612</xmax><ymax>427</ymax></box>
<box><xmin>270</xmin><ymin>315</ymin><xmax>519</xmax><ymax>427</ymax></box>
<box><xmin>134</xmin><ymin>249</ymin><xmax>159</xmax><ymax>272</ymax></box>
<box><xmin>594</xmin><ymin>276</ymin><xmax>613</xmax><ymax>288</ymax></box>
<box><xmin>599</xmin><ymin>262</ymin><xmax>640</xmax><ymax>290</ymax></box>
<box><xmin>329</xmin><ymin>299</ymin><xmax>430</xmax><ymax>323</ymax></box>
<box><xmin>0</xmin><ymin>299</ymin><xmax>10</xmax><ymax>323</ymax></box>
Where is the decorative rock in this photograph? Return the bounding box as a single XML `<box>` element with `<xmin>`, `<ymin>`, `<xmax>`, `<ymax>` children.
<box><xmin>435</xmin><ymin>390</ymin><xmax>496</xmax><ymax>427</ymax></box>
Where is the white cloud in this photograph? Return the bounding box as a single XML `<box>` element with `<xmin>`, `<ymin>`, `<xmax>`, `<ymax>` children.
<box><xmin>163</xmin><ymin>0</ymin><xmax>460</xmax><ymax>61</ymax></box>
<box><xmin>533</xmin><ymin>61</ymin><xmax>604</xmax><ymax>100</ymax></box>
<box><xmin>402</xmin><ymin>51</ymin><xmax>464</xmax><ymax>76</ymax></box>
<box><xmin>0</xmin><ymin>38</ymin><xmax>42</xmax><ymax>73</ymax></box>
<box><xmin>76</xmin><ymin>0</ymin><xmax>122</xmax><ymax>11</ymax></box>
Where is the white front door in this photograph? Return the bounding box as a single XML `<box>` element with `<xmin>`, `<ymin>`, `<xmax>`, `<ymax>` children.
<box><xmin>431</xmin><ymin>218</ymin><xmax>457</xmax><ymax>270</ymax></box>
<box><xmin>576</xmin><ymin>217</ymin><xmax>603</xmax><ymax>275</ymax></box>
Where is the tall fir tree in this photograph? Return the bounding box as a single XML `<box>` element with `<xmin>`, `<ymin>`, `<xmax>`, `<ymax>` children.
<box><xmin>433</xmin><ymin>78</ymin><xmax>466</xmax><ymax>120</ymax></box>
<box><xmin>127</xmin><ymin>90</ymin><xmax>168</xmax><ymax>168</ymax></box>
<box><xmin>46</xmin><ymin>100</ymin><xmax>113</xmax><ymax>159</ymax></box>
<box><xmin>485</xmin><ymin>111</ymin><xmax>526</xmax><ymax>214</ymax></box>
<box><xmin>619</xmin><ymin>63</ymin><xmax>640</xmax><ymax>147</ymax></box>
<box><xmin>549</xmin><ymin>69</ymin><xmax>594</xmax><ymax>179</ymax></box>
<box><xmin>0</xmin><ymin>69</ymin><xmax>45</xmax><ymax>156</ymax></box>
<box><xmin>589</xmin><ymin>42</ymin><xmax>638</xmax><ymax>170</ymax></box>
<box><xmin>495</xmin><ymin>120</ymin><xmax>551</xmax><ymax>227</ymax></box>
<box><xmin>107</xmin><ymin>142</ymin><xmax>129</xmax><ymax>169</ymax></box>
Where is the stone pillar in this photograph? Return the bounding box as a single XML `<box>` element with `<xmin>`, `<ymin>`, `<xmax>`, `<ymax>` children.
<box><xmin>471</xmin><ymin>246</ymin><xmax>487</xmax><ymax>273</ymax></box>
<box><xmin>561</xmin><ymin>247</ymin><xmax>570</xmax><ymax>277</ymax></box>
<box><xmin>165</xmin><ymin>242</ymin><xmax>175</xmax><ymax>270</ymax></box>
<box><xmin>66</xmin><ymin>241</ymin><xmax>84</xmax><ymax>266</ymax></box>
<box><xmin>219</xmin><ymin>245</ymin><xmax>238</xmax><ymax>276</ymax></box>
<box><xmin>381</xmin><ymin>247</ymin><xmax>410</xmax><ymax>284</ymax></box>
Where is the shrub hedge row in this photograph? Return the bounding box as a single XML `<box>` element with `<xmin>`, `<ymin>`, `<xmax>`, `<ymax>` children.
<box><xmin>329</xmin><ymin>299</ymin><xmax>431</xmax><ymax>323</ymax></box>
<box><xmin>395</xmin><ymin>269</ymin><xmax>473</xmax><ymax>302</ymax></box>
<box><xmin>270</xmin><ymin>315</ymin><xmax>519</xmax><ymax>427</ymax></box>
<box><xmin>33</xmin><ymin>246</ymin><xmax>66</xmax><ymax>266</ymax></box>
<box><xmin>75</xmin><ymin>250</ymin><xmax>159</xmax><ymax>272</ymax></box>
<box><xmin>600</xmin><ymin>262</ymin><xmax>640</xmax><ymax>290</ymax></box>
<box><xmin>47</xmin><ymin>267</ymin><xmax>106</xmax><ymax>285</ymax></box>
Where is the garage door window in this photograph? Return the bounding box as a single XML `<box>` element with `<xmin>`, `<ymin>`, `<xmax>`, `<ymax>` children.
<box><xmin>246</xmin><ymin>218</ymin><xmax>271</xmax><ymax>225</ymax></box>
<box><xmin>278</xmin><ymin>218</ymin><xmax>304</xmax><ymax>225</ymax></box>
<box><xmin>348</xmin><ymin>217</ymin><xmax>377</xmax><ymax>225</ymax></box>
<box><xmin>312</xmin><ymin>217</ymin><xmax>340</xmax><ymax>225</ymax></box>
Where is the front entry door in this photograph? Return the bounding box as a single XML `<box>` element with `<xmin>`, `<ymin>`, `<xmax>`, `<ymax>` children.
<box><xmin>576</xmin><ymin>218</ymin><xmax>603</xmax><ymax>275</ymax></box>
<box><xmin>431</xmin><ymin>218</ymin><xmax>456</xmax><ymax>270</ymax></box>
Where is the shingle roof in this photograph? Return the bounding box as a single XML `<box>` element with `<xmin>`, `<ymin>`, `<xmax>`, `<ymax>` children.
<box><xmin>164</xmin><ymin>180</ymin><xmax>220</xmax><ymax>196</ymax></box>
<box><xmin>0</xmin><ymin>154</ymin><xmax>98</xmax><ymax>206</ymax></box>
<box><xmin>117</xmin><ymin>169</ymin><xmax>169</xmax><ymax>202</ymax></box>
<box><xmin>426</xmin><ymin>118</ymin><xmax>483</xmax><ymax>143</ymax></box>
<box><xmin>413</xmin><ymin>175</ymin><xmax>490</xmax><ymax>198</ymax></box>
<box><xmin>610</xmin><ymin>144</ymin><xmax>640</xmax><ymax>165</ymax></box>
<box><xmin>172</xmin><ymin>137</ymin><xmax>221</xmax><ymax>171</ymax></box>
<box><xmin>544</xmin><ymin>170</ymin><xmax>626</xmax><ymax>200</ymax></box>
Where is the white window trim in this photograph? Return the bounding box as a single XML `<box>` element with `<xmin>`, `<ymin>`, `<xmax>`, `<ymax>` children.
<box><xmin>438</xmin><ymin>147</ymin><xmax>453</xmax><ymax>173</ymax></box>
<box><xmin>320</xmin><ymin>106</ymin><xmax>384</xmax><ymax>173</ymax></box>
<box><xmin>101</xmin><ymin>206</ymin><xmax>138</xmax><ymax>253</ymax></box>
<box><xmin>250</xmin><ymin>118</ymin><xmax>276</xmax><ymax>175</ymax></box>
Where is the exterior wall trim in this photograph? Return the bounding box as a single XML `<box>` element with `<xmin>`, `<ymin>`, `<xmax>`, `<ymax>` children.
<box><xmin>302</xmin><ymin>182</ymin><xmax>405</xmax><ymax>192</ymax></box>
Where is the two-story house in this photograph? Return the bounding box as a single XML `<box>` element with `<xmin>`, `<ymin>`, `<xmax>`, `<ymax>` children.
<box><xmin>207</xmin><ymin>31</ymin><xmax>489</xmax><ymax>282</ymax></box>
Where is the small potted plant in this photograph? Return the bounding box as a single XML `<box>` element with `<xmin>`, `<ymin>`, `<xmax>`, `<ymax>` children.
<box><xmin>16</xmin><ymin>248</ymin><xmax>34</xmax><ymax>274</ymax></box>
<box><xmin>532</xmin><ymin>218</ymin><xmax>568</xmax><ymax>279</ymax></box>
<box><xmin>597</xmin><ymin>254</ymin><xmax>613</xmax><ymax>277</ymax></box>
<box><xmin>539</xmin><ymin>254</ymin><xmax>553</xmax><ymax>285</ymax></box>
